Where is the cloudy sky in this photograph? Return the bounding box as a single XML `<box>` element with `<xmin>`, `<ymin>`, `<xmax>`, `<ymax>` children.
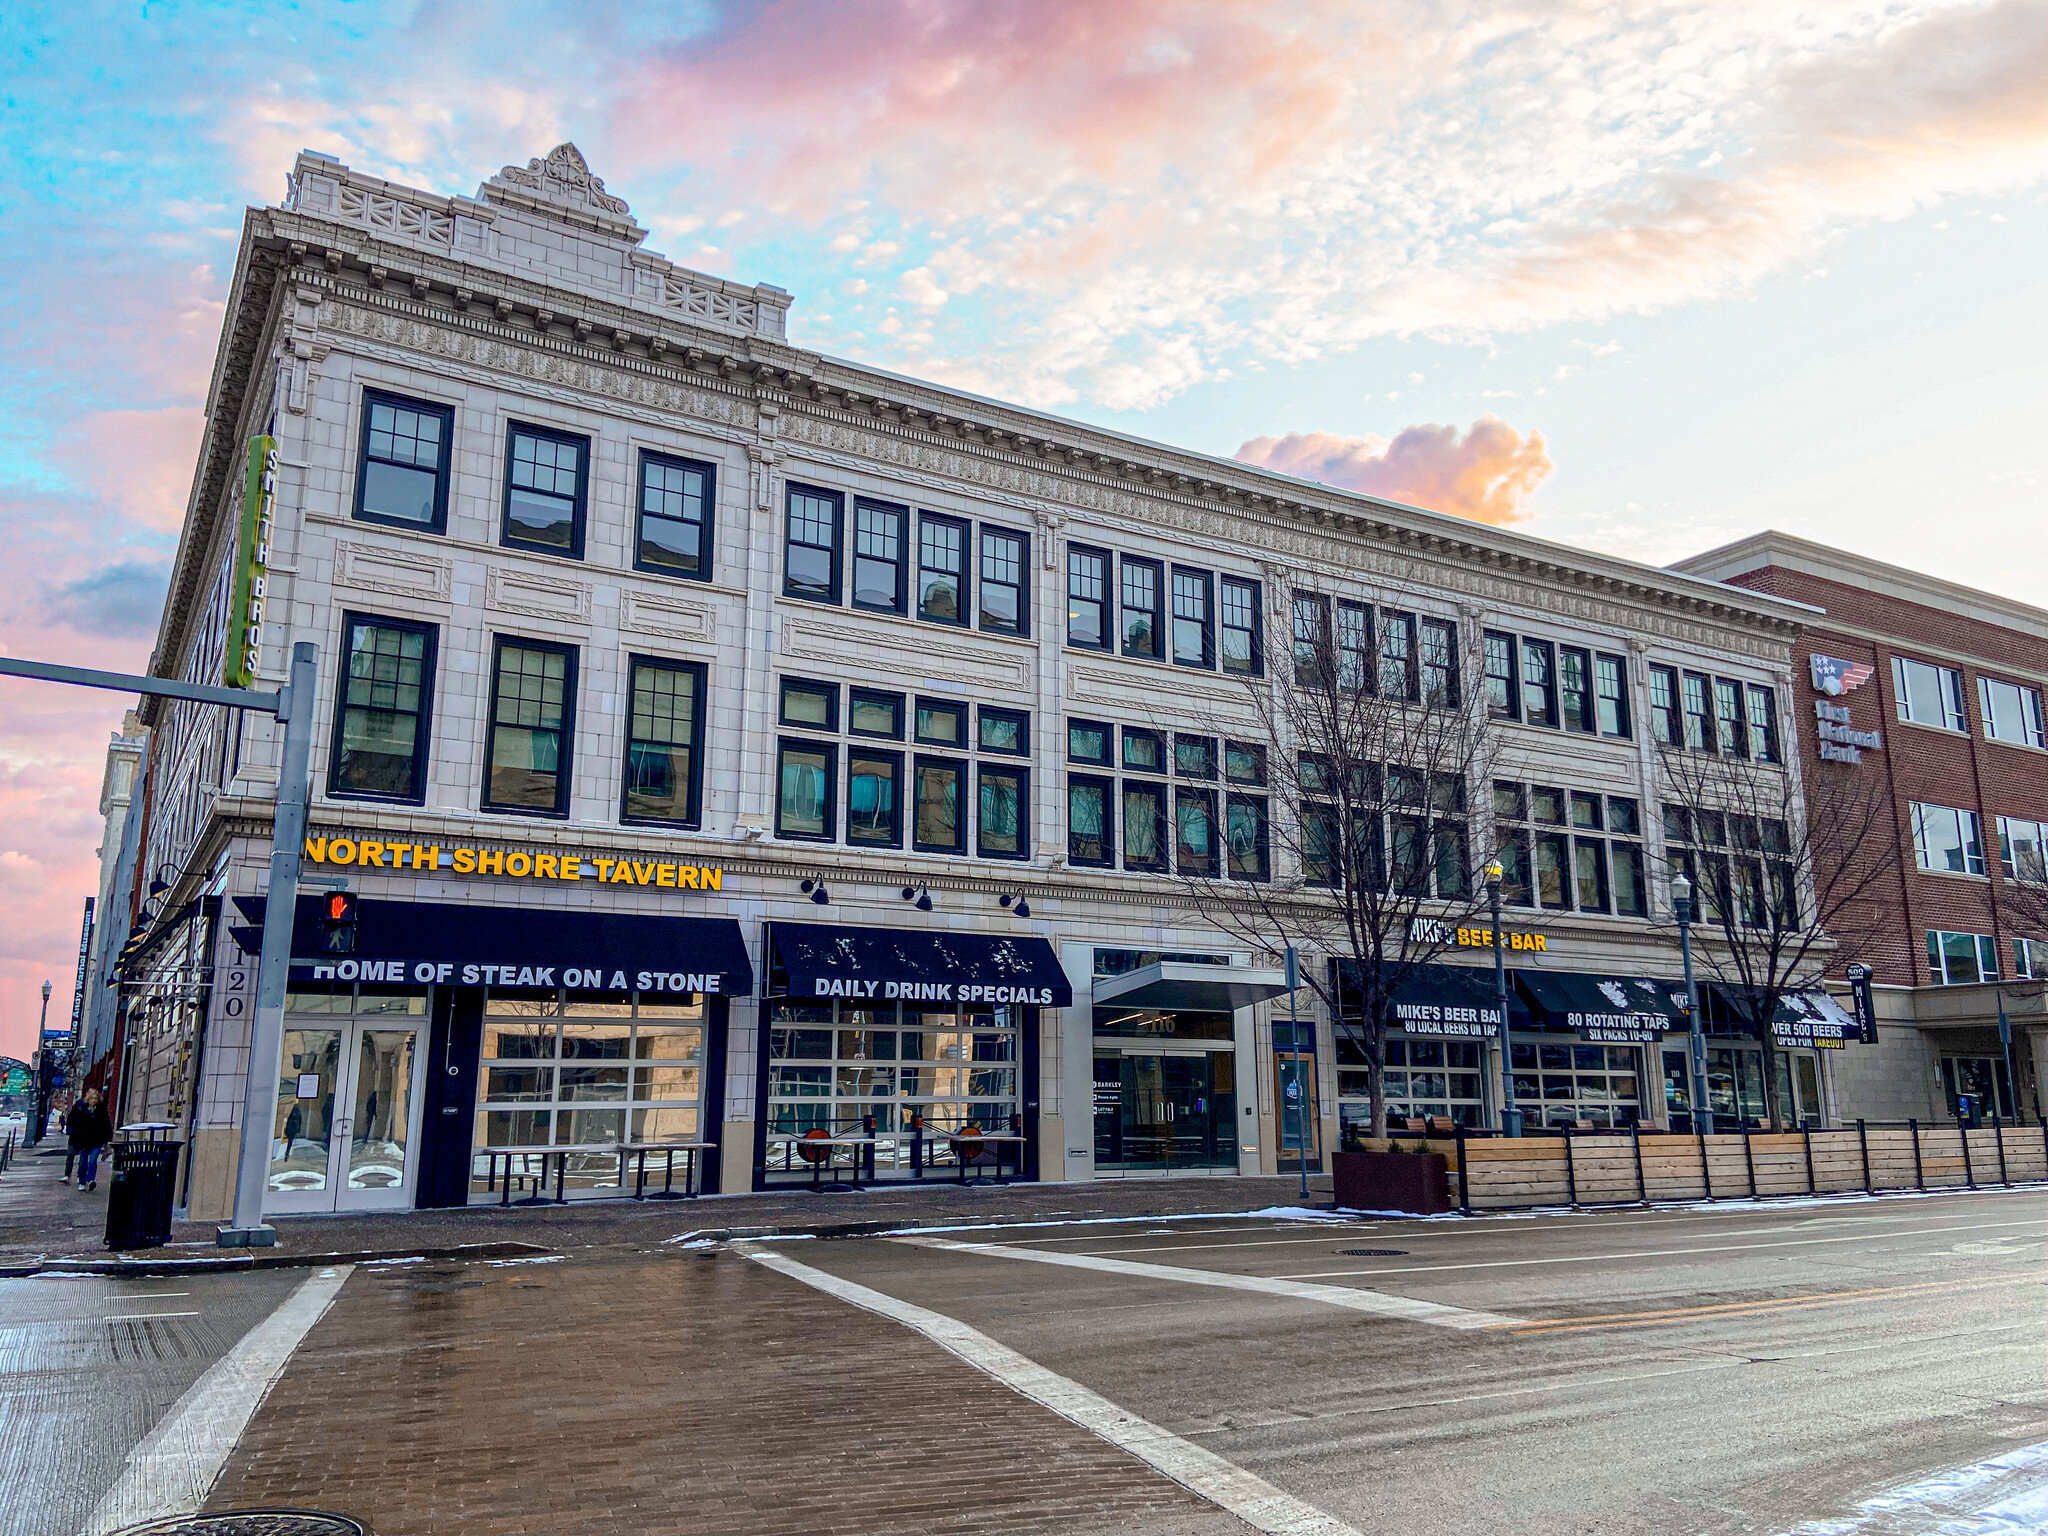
<box><xmin>3</xmin><ymin>0</ymin><xmax>2046</xmax><ymax>1058</ymax></box>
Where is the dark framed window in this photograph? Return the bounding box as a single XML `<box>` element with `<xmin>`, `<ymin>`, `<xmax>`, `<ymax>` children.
<box><xmin>484</xmin><ymin>637</ymin><xmax>575</xmax><ymax>816</ymax></box>
<box><xmin>784</xmin><ymin>484</ymin><xmax>843</xmax><ymax>603</ymax></box>
<box><xmin>1069</xmin><ymin>775</ymin><xmax>1113</xmax><ymax>866</ymax></box>
<box><xmin>1484</xmin><ymin>631</ymin><xmax>1519</xmax><ymax>718</ymax></box>
<box><xmin>502</xmin><ymin>423</ymin><xmax>588</xmax><ymax>557</ymax></box>
<box><xmin>1608</xmin><ymin>797</ymin><xmax>1641</xmax><ymax>836</ymax></box>
<box><xmin>1530</xmin><ymin>785</ymin><xmax>1567</xmax><ymax>825</ymax></box>
<box><xmin>979</xmin><ymin>707</ymin><xmax>1029</xmax><ymax>756</ymax></box>
<box><xmin>1068</xmin><ymin>719</ymin><xmax>1112</xmax><ymax>766</ymax></box>
<box><xmin>1713</xmin><ymin>678</ymin><xmax>1748</xmax><ymax>756</ymax></box>
<box><xmin>1121</xmin><ymin>558</ymin><xmax>1163</xmax><ymax>658</ymax></box>
<box><xmin>1067</xmin><ymin>545</ymin><xmax>1111</xmax><ymax>649</ymax></box>
<box><xmin>355</xmin><ymin>389</ymin><xmax>452</xmax><ymax>532</ymax></box>
<box><xmin>1748</xmin><ymin>684</ymin><xmax>1781</xmax><ymax>762</ymax></box>
<box><xmin>1612</xmin><ymin>844</ymin><xmax>1647</xmax><ymax>917</ymax></box>
<box><xmin>1534</xmin><ymin>831</ymin><xmax>1571</xmax><ymax>909</ymax></box>
<box><xmin>1304</xmin><ymin>804</ymin><xmax>1341</xmax><ymax>888</ymax></box>
<box><xmin>1226</xmin><ymin>794</ymin><xmax>1270</xmax><ymax>881</ymax></box>
<box><xmin>978</xmin><ymin>764</ymin><xmax>1028</xmax><ymax>859</ymax></box>
<box><xmin>851</xmin><ymin>500</ymin><xmax>908</xmax><ymax>614</ymax></box>
<box><xmin>1681</xmin><ymin>671</ymin><xmax>1713</xmax><ymax>751</ymax></box>
<box><xmin>1493</xmin><ymin>780</ymin><xmax>1527</xmax><ymax>821</ymax></box>
<box><xmin>1339</xmin><ymin>602</ymin><xmax>1373</xmax><ymax>693</ymax></box>
<box><xmin>1121</xmin><ymin>782</ymin><xmax>1168</xmax><ymax>870</ymax></box>
<box><xmin>913</xmin><ymin>756</ymin><xmax>968</xmax><ymax>853</ymax></box>
<box><xmin>918</xmin><ymin>513</ymin><xmax>969</xmax><ymax>625</ymax></box>
<box><xmin>978</xmin><ymin>526</ymin><xmax>1027</xmax><ymax>635</ymax></box>
<box><xmin>915</xmin><ymin>698</ymin><xmax>966</xmax><ymax>748</ymax></box>
<box><xmin>1174</xmin><ymin>787</ymin><xmax>1219</xmax><ymax>876</ymax></box>
<box><xmin>1122</xmin><ymin>728</ymin><xmax>1165</xmax><ymax>774</ymax></box>
<box><xmin>780</xmin><ymin>678</ymin><xmax>839</xmax><ymax>731</ymax></box>
<box><xmin>622</xmin><ymin>656</ymin><xmax>705</xmax><ymax>827</ymax></box>
<box><xmin>1559</xmin><ymin>646</ymin><xmax>1594</xmax><ymax>733</ymax></box>
<box><xmin>1172</xmin><ymin>568</ymin><xmax>1214</xmax><ymax>668</ymax></box>
<box><xmin>1293</xmin><ymin>593</ymin><xmax>1332</xmax><ymax>688</ymax></box>
<box><xmin>1224</xmin><ymin>741</ymin><xmax>1266</xmax><ymax>786</ymax></box>
<box><xmin>1649</xmin><ymin>665</ymin><xmax>1681</xmax><ymax>746</ymax></box>
<box><xmin>1595</xmin><ymin>654</ymin><xmax>1630</xmax><ymax>738</ymax></box>
<box><xmin>1422</xmin><ymin>618</ymin><xmax>1460</xmax><ymax>707</ymax></box>
<box><xmin>849</xmin><ymin>688</ymin><xmax>904</xmax><ymax>739</ymax></box>
<box><xmin>1221</xmin><ymin>576</ymin><xmax>1261</xmax><ymax>676</ymax></box>
<box><xmin>331</xmin><ymin>613</ymin><xmax>435</xmax><ymax>802</ymax></box>
<box><xmin>1498</xmin><ymin>830</ymin><xmax>1533</xmax><ymax>907</ymax></box>
<box><xmin>1379</xmin><ymin>611</ymin><xmax>1418</xmax><ymax>701</ymax></box>
<box><xmin>1520</xmin><ymin>639</ymin><xmax>1557</xmax><ymax>727</ymax></box>
<box><xmin>1174</xmin><ymin>734</ymin><xmax>1217</xmax><ymax>779</ymax></box>
<box><xmin>1574</xmin><ymin>839</ymin><xmax>1610</xmax><ymax>912</ymax></box>
<box><xmin>635</xmin><ymin>452</ymin><xmax>714</xmax><ymax>579</ymax></box>
<box><xmin>776</xmin><ymin>739</ymin><xmax>836</xmax><ymax>841</ymax></box>
<box><xmin>1434</xmin><ymin>822</ymin><xmax>1471</xmax><ymax>900</ymax></box>
<box><xmin>847</xmin><ymin>749</ymin><xmax>903</xmax><ymax>848</ymax></box>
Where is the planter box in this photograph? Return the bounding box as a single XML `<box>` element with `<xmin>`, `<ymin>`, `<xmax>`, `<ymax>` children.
<box><xmin>1333</xmin><ymin>1150</ymin><xmax>1452</xmax><ymax>1214</ymax></box>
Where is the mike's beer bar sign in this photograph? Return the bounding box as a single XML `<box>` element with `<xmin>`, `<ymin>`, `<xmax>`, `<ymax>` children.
<box><xmin>303</xmin><ymin>833</ymin><xmax>724</xmax><ymax>892</ymax></box>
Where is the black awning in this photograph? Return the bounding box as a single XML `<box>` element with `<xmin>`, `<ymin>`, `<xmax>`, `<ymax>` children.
<box><xmin>1515</xmin><ymin>970</ymin><xmax>1681</xmax><ymax>1043</ymax></box>
<box><xmin>287</xmin><ymin>896</ymin><xmax>752</xmax><ymax>997</ymax></box>
<box><xmin>767</xmin><ymin>922</ymin><xmax>1071</xmax><ymax>1007</ymax></box>
<box><xmin>1387</xmin><ymin>964</ymin><xmax>1510</xmax><ymax>1038</ymax></box>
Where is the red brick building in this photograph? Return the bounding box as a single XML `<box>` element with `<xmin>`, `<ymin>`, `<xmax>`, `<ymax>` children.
<box><xmin>1675</xmin><ymin>532</ymin><xmax>2047</xmax><ymax>1125</ymax></box>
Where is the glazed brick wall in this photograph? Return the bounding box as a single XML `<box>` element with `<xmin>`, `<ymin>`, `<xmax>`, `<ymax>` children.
<box><xmin>1722</xmin><ymin>566</ymin><xmax>2048</xmax><ymax>988</ymax></box>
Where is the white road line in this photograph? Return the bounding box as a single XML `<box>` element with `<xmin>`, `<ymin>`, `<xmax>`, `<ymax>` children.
<box><xmin>1786</xmin><ymin>1435</ymin><xmax>2048</xmax><ymax>1534</ymax></box>
<box><xmin>105</xmin><ymin>1312</ymin><xmax>200</xmax><ymax>1321</ymax></box>
<box><xmin>891</xmin><ymin>1235</ymin><xmax>1518</xmax><ymax>1329</ymax></box>
<box><xmin>81</xmin><ymin>1266</ymin><xmax>353</xmax><ymax>1536</ymax></box>
<box><xmin>742</xmin><ymin>1245</ymin><xmax>1365</xmax><ymax>1536</ymax></box>
<box><xmin>1284</xmin><ymin>1217</ymin><xmax>2048</xmax><ymax>1280</ymax></box>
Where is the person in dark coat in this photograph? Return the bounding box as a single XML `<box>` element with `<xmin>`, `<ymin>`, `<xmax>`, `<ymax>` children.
<box><xmin>66</xmin><ymin>1090</ymin><xmax>113</xmax><ymax>1191</ymax></box>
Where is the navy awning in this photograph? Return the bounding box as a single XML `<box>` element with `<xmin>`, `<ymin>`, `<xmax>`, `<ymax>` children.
<box><xmin>767</xmin><ymin>922</ymin><xmax>1071</xmax><ymax>1007</ymax></box>
<box><xmin>1516</xmin><ymin>971</ymin><xmax>1683</xmax><ymax>1043</ymax></box>
<box><xmin>1387</xmin><ymin>964</ymin><xmax>1509</xmax><ymax>1038</ymax></box>
<box><xmin>285</xmin><ymin>895</ymin><xmax>752</xmax><ymax>997</ymax></box>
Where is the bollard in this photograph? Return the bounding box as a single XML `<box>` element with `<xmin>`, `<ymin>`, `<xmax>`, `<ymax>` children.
<box><xmin>1857</xmin><ymin>1118</ymin><xmax>1872</xmax><ymax>1195</ymax></box>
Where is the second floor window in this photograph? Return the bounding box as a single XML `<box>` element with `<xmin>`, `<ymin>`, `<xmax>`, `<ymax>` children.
<box><xmin>1927</xmin><ymin>929</ymin><xmax>1997</xmax><ymax>985</ymax></box>
<box><xmin>484</xmin><ymin>638</ymin><xmax>574</xmax><ymax>816</ymax></box>
<box><xmin>1912</xmin><ymin>802</ymin><xmax>1985</xmax><ymax>875</ymax></box>
<box><xmin>785</xmin><ymin>485</ymin><xmax>843</xmax><ymax>602</ymax></box>
<box><xmin>852</xmin><ymin>500</ymin><xmax>908</xmax><ymax>613</ymax></box>
<box><xmin>1068</xmin><ymin>546</ymin><xmax>1109</xmax><ymax>648</ymax></box>
<box><xmin>356</xmin><ymin>390</ymin><xmax>452</xmax><ymax>532</ymax></box>
<box><xmin>635</xmin><ymin>454</ymin><xmax>713</xmax><ymax>579</ymax></box>
<box><xmin>1998</xmin><ymin>815</ymin><xmax>2048</xmax><ymax>883</ymax></box>
<box><xmin>918</xmin><ymin>514</ymin><xmax>969</xmax><ymax>625</ymax></box>
<box><xmin>978</xmin><ymin>527</ymin><xmax>1027</xmax><ymax>635</ymax></box>
<box><xmin>331</xmin><ymin>614</ymin><xmax>434</xmax><ymax>803</ymax></box>
<box><xmin>623</xmin><ymin>657</ymin><xmax>705</xmax><ymax>826</ymax></box>
<box><xmin>502</xmin><ymin>425</ymin><xmax>587</xmax><ymax>557</ymax></box>
<box><xmin>1173</xmin><ymin>568</ymin><xmax>1213</xmax><ymax>668</ymax></box>
<box><xmin>1980</xmin><ymin>676</ymin><xmax>2045</xmax><ymax>748</ymax></box>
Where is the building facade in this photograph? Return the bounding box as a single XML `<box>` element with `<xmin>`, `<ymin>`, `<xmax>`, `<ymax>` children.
<box><xmin>1676</xmin><ymin>532</ymin><xmax>2048</xmax><ymax>1126</ymax></box>
<box><xmin>127</xmin><ymin>142</ymin><xmax>1836</xmax><ymax>1224</ymax></box>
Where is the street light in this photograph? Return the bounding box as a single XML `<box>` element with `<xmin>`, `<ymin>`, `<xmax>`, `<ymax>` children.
<box><xmin>1672</xmin><ymin>872</ymin><xmax>1712</xmax><ymax>1136</ymax></box>
<box><xmin>1485</xmin><ymin>861</ymin><xmax>1520</xmax><ymax>1137</ymax></box>
<box><xmin>30</xmin><ymin>979</ymin><xmax>53</xmax><ymax>1145</ymax></box>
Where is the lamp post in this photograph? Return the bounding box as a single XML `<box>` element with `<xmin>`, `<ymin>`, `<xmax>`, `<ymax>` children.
<box><xmin>1672</xmin><ymin>872</ymin><xmax>1712</xmax><ymax>1136</ymax></box>
<box><xmin>1486</xmin><ymin>862</ymin><xmax>1520</xmax><ymax>1137</ymax></box>
<box><xmin>30</xmin><ymin>979</ymin><xmax>53</xmax><ymax>1144</ymax></box>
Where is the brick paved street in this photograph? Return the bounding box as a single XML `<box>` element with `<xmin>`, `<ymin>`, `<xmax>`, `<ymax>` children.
<box><xmin>204</xmin><ymin>1248</ymin><xmax>1246</xmax><ymax>1536</ymax></box>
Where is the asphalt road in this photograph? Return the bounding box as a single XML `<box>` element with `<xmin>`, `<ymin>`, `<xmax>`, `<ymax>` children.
<box><xmin>780</xmin><ymin>1188</ymin><xmax>2048</xmax><ymax>1535</ymax></box>
<box><xmin>0</xmin><ymin>1266</ymin><xmax>304</xmax><ymax>1536</ymax></box>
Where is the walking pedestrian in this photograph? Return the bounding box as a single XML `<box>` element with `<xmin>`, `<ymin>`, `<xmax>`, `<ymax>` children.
<box><xmin>66</xmin><ymin>1089</ymin><xmax>113</xmax><ymax>1192</ymax></box>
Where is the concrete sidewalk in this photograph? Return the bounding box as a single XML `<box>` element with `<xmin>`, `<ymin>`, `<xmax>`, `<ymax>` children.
<box><xmin>0</xmin><ymin>1169</ymin><xmax>1339</xmax><ymax>1273</ymax></box>
<box><xmin>0</xmin><ymin>1141</ymin><xmax>106</xmax><ymax>1270</ymax></box>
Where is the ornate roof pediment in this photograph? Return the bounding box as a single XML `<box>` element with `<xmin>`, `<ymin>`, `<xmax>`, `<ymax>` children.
<box><xmin>481</xmin><ymin>142</ymin><xmax>646</xmax><ymax>243</ymax></box>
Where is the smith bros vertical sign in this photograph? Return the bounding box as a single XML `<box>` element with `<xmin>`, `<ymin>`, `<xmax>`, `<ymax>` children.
<box><xmin>223</xmin><ymin>435</ymin><xmax>277</xmax><ymax>689</ymax></box>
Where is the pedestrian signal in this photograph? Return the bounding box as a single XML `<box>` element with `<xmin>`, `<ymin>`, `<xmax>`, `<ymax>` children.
<box><xmin>320</xmin><ymin>891</ymin><xmax>358</xmax><ymax>954</ymax></box>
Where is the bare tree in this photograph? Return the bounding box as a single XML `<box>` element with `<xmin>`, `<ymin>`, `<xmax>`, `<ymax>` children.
<box><xmin>1654</xmin><ymin>743</ymin><xmax>1900</xmax><ymax>1127</ymax></box>
<box><xmin>1153</xmin><ymin>593</ymin><xmax>1504</xmax><ymax>1139</ymax></box>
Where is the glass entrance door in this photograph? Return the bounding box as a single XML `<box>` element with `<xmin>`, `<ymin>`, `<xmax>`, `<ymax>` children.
<box><xmin>1093</xmin><ymin>1051</ymin><xmax>1236</xmax><ymax>1169</ymax></box>
<box><xmin>1276</xmin><ymin>1052</ymin><xmax>1319</xmax><ymax>1170</ymax></box>
<box><xmin>269</xmin><ymin>992</ymin><xmax>425</xmax><ymax>1213</ymax></box>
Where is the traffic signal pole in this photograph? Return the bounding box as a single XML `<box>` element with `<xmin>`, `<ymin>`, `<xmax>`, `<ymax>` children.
<box><xmin>0</xmin><ymin>642</ymin><xmax>315</xmax><ymax>1249</ymax></box>
<box><xmin>219</xmin><ymin>640</ymin><xmax>317</xmax><ymax>1247</ymax></box>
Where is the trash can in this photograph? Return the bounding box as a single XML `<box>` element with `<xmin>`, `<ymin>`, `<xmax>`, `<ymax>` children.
<box><xmin>105</xmin><ymin>1140</ymin><xmax>183</xmax><ymax>1250</ymax></box>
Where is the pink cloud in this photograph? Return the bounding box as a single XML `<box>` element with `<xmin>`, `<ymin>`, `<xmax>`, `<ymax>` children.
<box><xmin>1234</xmin><ymin>418</ymin><xmax>1554</xmax><ymax>527</ymax></box>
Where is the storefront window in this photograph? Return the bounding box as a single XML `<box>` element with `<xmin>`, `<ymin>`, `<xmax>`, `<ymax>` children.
<box><xmin>1337</xmin><ymin>1036</ymin><xmax>1486</xmax><ymax>1143</ymax></box>
<box><xmin>472</xmin><ymin>993</ymin><xmax>705</xmax><ymax>1199</ymax></box>
<box><xmin>1511</xmin><ymin>1040</ymin><xmax>1643</xmax><ymax>1128</ymax></box>
<box><xmin>765</xmin><ymin>1001</ymin><xmax>1020</xmax><ymax>1175</ymax></box>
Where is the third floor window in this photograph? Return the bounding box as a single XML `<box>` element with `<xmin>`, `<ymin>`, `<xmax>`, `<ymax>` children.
<box><xmin>355</xmin><ymin>389</ymin><xmax>452</xmax><ymax>533</ymax></box>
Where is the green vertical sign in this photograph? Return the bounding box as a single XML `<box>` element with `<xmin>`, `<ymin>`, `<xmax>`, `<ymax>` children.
<box><xmin>224</xmin><ymin>435</ymin><xmax>277</xmax><ymax>688</ymax></box>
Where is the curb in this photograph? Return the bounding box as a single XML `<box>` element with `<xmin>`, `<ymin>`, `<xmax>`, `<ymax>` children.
<box><xmin>15</xmin><ymin>1240</ymin><xmax>552</xmax><ymax>1278</ymax></box>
